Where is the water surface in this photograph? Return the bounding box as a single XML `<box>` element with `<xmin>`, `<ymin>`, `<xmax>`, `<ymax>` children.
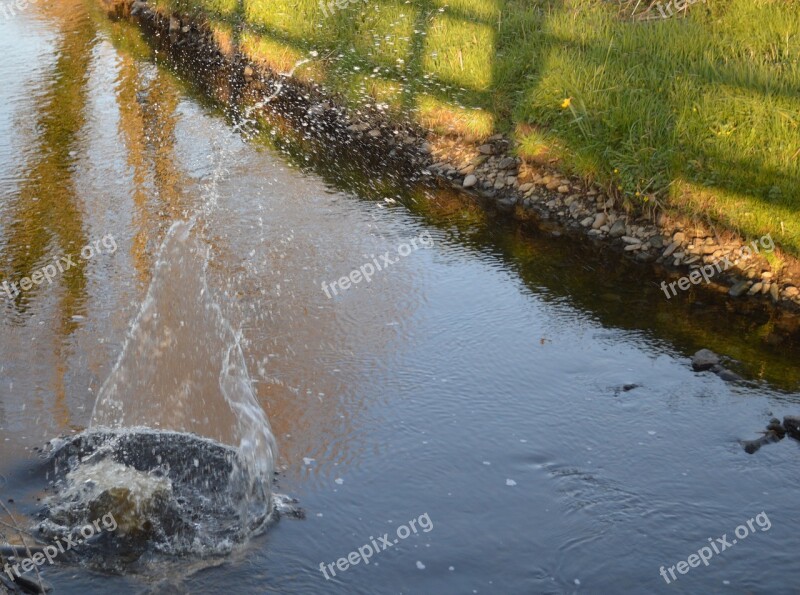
<box><xmin>1</xmin><ymin>2</ymin><xmax>799</xmax><ymax>594</ymax></box>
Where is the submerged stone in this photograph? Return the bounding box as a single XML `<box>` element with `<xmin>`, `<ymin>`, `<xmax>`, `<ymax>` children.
<box><xmin>39</xmin><ymin>429</ymin><xmax>274</xmax><ymax>571</ymax></box>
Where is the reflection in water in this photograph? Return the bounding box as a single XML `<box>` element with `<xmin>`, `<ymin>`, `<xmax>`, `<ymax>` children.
<box><xmin>0</xmin><ymin>0</ymin><xmax>93</xmax><ymax>325</ymax></box>
<box><xmin>0</xmin><ymin>0</ymin><xmax>96</xmax><ymax>437</ymax></box>
<box><xmin>115</xmin><ymin>52</ymin><xmax>189</xmax><ymax>287</ymax></box>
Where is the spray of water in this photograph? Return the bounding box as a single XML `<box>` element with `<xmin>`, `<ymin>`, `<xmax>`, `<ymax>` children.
<box><xmin>75</xmin><ymin>57</ymin><xmax>318</xmax><ymax>555</ymax></box>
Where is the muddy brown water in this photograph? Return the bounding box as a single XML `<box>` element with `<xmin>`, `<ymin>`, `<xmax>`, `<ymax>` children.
<box><xmin>1</xmin><ymin>1</ymin><xmax>799</xmax><ymax>593</ymax></box>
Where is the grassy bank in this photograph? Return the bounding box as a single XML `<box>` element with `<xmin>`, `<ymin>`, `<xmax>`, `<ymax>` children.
<box><xmin>152</xmin><ymin>0</ymin><xmax>800</xmax><ymax>255</ymax></box>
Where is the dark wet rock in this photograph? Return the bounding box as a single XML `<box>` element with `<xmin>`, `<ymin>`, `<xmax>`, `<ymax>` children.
<box><xmin>636</xmin><ymin>251</ymin><xmax>655</xmax><ymax>263</ymax></box>
<box><xmin>691</xmin><ymin>349</ymin><xmax>720</xmax><ymax>371</ymax></box>
<box><xmin>742</xmin><ymin>418</ymin><xmax>790</xmax><ymax>453</ymax></box>
<box><xmin>783</xmin><ymin>416</ymin><xmax>800</xmax><ymax>440</ymax></box>
<box><xmin>767</xmin><ymin>418</ymin><xmax>786</xmax><ymax>438</ymax></box>
<box><xmin>609</xmin><ymin>219</ymin><xmax>626</xmax><ymax>238</ymax></box>
<box><xmin>0</xmin><ymin>545</ymin><xmax>46</xmax><ymax>558</ymax></box>
<box><xmin>742</xmin><ymin>431</ymin><xmax>783</xmax><ymax>454</ymax></box>
<box><xmin>39</xmin><ymin>430</ymin><xmax>274</xmax><ymax>570</ymax></box>
<box><xmin>611</xmin><ymin>383</ymin><xmax>641</xmax><ymax>397</ymax></box>
<box><xmin>5</xmin><ymin>573</ymin><xmax>52</xmax><ymax>594</ymax></box>
<box><xmin>710</xmin><ymin>364</ymin><xmax>743</xmax><ymax>383</ymax></box>
<box><xmin>729</xmin><ymin>280</ymin><xmax>750</xmax><ymax>297</ymax></box>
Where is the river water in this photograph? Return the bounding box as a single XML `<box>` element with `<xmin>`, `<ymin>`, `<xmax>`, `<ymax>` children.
<box><xmin>1</xmin><ymin>1</ymin><xmax>799</xmax><ymax>593</ymax></box>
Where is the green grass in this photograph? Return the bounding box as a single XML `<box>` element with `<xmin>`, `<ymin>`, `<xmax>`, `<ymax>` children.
<box><xmin>154</xmin><ymin>0</ymin><xmax>800</xmax><ymax>255</ymax></box>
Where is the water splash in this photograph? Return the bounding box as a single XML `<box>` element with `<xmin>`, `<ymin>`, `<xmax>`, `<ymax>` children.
<box><xmin>38</xmin><ymin>52</ymin><xmax>325</xmax><ymax>566</ymax></box>
<box><xmin>87</xmin><ymin>219</ymin><xmax>276</xmax><ymax>524</ymax></box>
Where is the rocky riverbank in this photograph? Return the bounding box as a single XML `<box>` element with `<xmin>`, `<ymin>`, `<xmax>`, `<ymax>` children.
<box><xmin>107</xmin><ymin>0</ymin><xmax>800</xmax><ymax>319</ymax></box>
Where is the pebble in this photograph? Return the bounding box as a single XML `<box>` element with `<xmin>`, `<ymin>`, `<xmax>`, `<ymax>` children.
<box><xmin>592</xmin><ymin>213</ymin><xmax>607</xmax><ymax>229</ymax></box>
<box><xmin>662</xmin><ymin>241</ymin><xmax>680</xmax><ymax>257</ymax></box>
<box><xmin>498</xmin><ymin>157</ymin><xmax>516</xmax><ymax>169</ymax></box>
<box><xmin>609</xmin><ymin>219</ymin><xmax>626</xmax><ymax>238</ymax></box>
<box><xmin>463</xmin><ymin>174</ymin><xmax>477</xmax><ymax>188</ymax></box>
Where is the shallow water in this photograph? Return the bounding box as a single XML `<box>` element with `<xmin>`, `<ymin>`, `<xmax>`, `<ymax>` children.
<box><xmin>1</xmin><ymin>2</ymin><xmax>799</xmax><ymax>593</ymax></box>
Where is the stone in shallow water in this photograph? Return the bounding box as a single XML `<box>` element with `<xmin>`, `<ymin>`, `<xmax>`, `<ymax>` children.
<box><xmin>691</xmin><ymin>349</ymin><xmax>720</xmax><ymax>371</ymax></box>
<box><xmin>783</xmin><ymin>416</ymin><xmax>800</xmax><ymax>440</ymax></box>
<box><xmin>710</xmin><ymin>364</ymin><xmax>743</xmax><ymax>383</ymax></box>
<box><xmin>40</xmin><ymin>429</ymin><xmax>274</xmax><ymax>570</ymax></box>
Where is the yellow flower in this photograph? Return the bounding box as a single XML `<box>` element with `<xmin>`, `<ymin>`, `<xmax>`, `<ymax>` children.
<box><xmin>561</xmin><ymin>97</ymin><xmax>571</xmax><ymax>109</ymax></box>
